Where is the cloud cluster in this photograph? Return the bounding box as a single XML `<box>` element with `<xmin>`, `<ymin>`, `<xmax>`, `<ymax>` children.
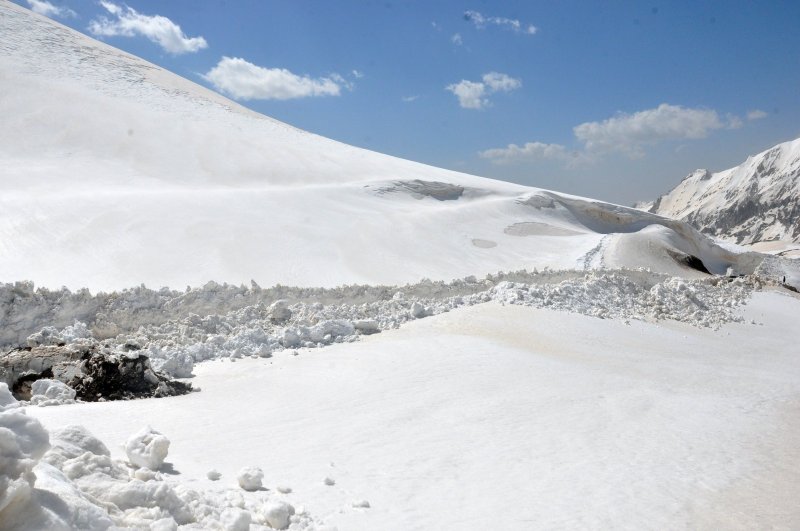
<box><xmin>573</xmin><ymin>104</ymin><xmax>734</xmax><ymax>157</ymax></box>
<box><xmin>204</xmin><ymin>57</ymin><xmax>348</xmax><ymax>101</ymax></box>
<box><xmin>88</xmin><ymin>1</ymin><xmax>207</xmax><ymax>55</ymax></box>
<box><xmin>464</xmin><ymin>10</ymin><xmax>537</xmax><ymax>35</ymax></box>
<box><xmin>747</xmin><ymin>109</ymin><xmax>768</xmax><ymax>121</ymax></box>
<box><xmin>446</xmin><ymin>72</ymin><xmax>521</xmax><ymax>109</ymax></box>
<box><xmin>26</xmin><ymin>0</ymin><xmax>75</xmax><ymax>18</ymax></box>
<box><xmin>481</xmin><ymin>103</ymin><xmax>750</xmax><ymax>163</ymax></box>
<box><xmin>479</xmin><ymin>142</ymin><xmax>569</xmax><ymax>163</ymax></box>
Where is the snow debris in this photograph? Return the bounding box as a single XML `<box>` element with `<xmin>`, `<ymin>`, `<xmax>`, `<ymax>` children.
<box><xmin>352</xmin><ymin>499</ymin><xmax>371</xmax><ymax>509</ymax></box>
<box><xmin>207</xmin><ymin>469</ymin><xmax>222</xmax><ymax>481</ymax></box>
<box><xmin>29</xmin><ymin>379</ymin><xmax>76</xmax><ymax>407</ymax></box>
<box><xmin>124</xmin><ymin>426</ymin><xmax>170</xmax><ymax>470</ymax></box>
<box><xmin>0</xmin><ymin>269</ymin><xmax>768</xmax><ymax>382</ymax></box>
<box><xmin>0</xmin><ymin>408</ymin><xmax>321</xmax><ymax>530</ymax></box>
<box><xmin>276</xmin><ymin>485</ymin><xmax>292</xmax><ymax>494</ymax></box>
<box><xmin>237</xmin><ymin>466</ymin><xmax>264</xmax><ymax>491</ymax></box>
<box><xmin>323</xmin><ymin>476</ymin><xmax>335</xmax><ymax>486</ymax></box>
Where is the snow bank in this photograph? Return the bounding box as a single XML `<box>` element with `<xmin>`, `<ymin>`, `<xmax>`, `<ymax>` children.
<box><xmin>0</xmin><ymin>407</ymin><xmax>318</xmax><ymax>530</ymax></box>
<box><xmin>2</xmin><ymin>269</ymin><xmax>773</xmax><ymax>380</ymax></box>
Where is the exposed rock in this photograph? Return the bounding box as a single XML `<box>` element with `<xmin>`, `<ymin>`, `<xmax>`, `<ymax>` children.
<box><xmin>69</xmin><ymin>351</ymin><xmax>191</xmax><ymax>402</ymax></box>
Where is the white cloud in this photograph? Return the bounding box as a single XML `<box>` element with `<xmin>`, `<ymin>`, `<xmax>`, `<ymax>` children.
<box><xmin>204</xmin><ymin>57</ymin><xmax>347</xmax><ymax>101</ymax></box>
<box><xmin>479</xmin><ymin>142</ymin><xmax>569</xmax><ymax>163</ymax></box>
<box><xmin>351</xmin><ymin>69</ymin><xmax>364</xmax><ymax>79</ymax></box>
<box><xmin>26</xmin><ymin>0</ymin><xmax>75</xmax><ymax>18</ymax></box>
<box><xmin>88</xmin><ymin>1</ymin><xmax>207</xmax><ymax>55</ymax></box>
<box><xmin>401</xmin><ymin>95</ymin><xmax>419</xmax><ymax>103</ymax></box>
<box><xmin>463</xmin><ymin>10</ymin><xmax>537</xmax><ymax>35</ymax></box>
<box><xmin>482</xmin><ymin>72</ymin><xmax>521</xmax><ymax>92</ymax></box>
<box><xmin>747</xmin><ymin>109</ymin><xmax>768</xmax><ymax>121</ymax></box>
<box><xmin>446</xmin><ymin>72</ymin><xmax>521</xmax><ymax>110</ymax></box>
<box><xmin>573</xmin><ymin>104</ymin><xmax>731</xmax><ymax>157</ymax></box>
<box><xmin>479</xmin><ymin>103</ymin><xmax>749</xmax><ymax>165</ymax></box>
<box><xmin>451</xmin><ymin>33</ymin><xmax>463</xmax><ymax>46</ymax></box>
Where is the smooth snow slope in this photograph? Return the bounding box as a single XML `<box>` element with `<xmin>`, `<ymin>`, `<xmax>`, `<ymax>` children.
<box><xmin>30</xmin><ymin>290</ymin><xmax>800</xmax><ymax>530</ymax></box>
<box><xmin>647</xmin><ymin>138</ymin><xmax>800</xmax><ymax>246</ymax></box>
<box><xmin>0</xmin><ymin>2</ymin><xmax>758</xmax><ymax>290</ymax></box>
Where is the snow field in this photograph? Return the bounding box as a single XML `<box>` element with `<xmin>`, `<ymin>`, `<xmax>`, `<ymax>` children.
<box><xmin>26</xmin><ymin>291</ymin><xmax>800</xmax><ymax>530</ymax></box>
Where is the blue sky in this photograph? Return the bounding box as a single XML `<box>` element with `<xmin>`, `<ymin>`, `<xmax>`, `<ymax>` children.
<box><xmin>17</xmin><ymin>0</ymin><xmax>800</xmax><ymax>204</ymax></box>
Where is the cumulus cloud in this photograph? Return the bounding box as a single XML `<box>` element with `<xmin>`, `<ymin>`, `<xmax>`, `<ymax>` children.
<box><xmin>204</xmin><ymin>57</ymin><xmax>347</xmax><ymax>101</ymax></box>
<box><xmin>463</xmin><ymin>10</ymin><xmax>537</xmax><ymax>35</ymax></box>
<box><xmin>451</xmin><ymin>33</ymin><xmax>463</xmax><ymax>46</ymax></box>
<box><xmin>446</xmin><ymin>72</ymin><xmax>521</xmax><ymax>110</ymax></box>
<box><xmin>26</xmin><ymin>0</ymin><xmax>75</xmax><ymax>18</ymax></box>
<box><xmin>88</xmin><ymin>1</ymin><xmax>207</xmax><ymax>55</ymax></box>
<box><xmin>479</xmin><ymin>103</ymin><xmax>749</xmax><ymax>164</ymax></box>
<box><xmin>479</xmin><ymin>142</ymin><xmax>569</xmax><ymax>163</ymax></box>
<box><xmin>747</xmin><ymin>109</ymin><xmax>768</xmax><ymax>121</ymax></box>
<box><xmin>573</xmin><ymin>104</ymin><xmax>733</xmax><ymax>157</ymax></box>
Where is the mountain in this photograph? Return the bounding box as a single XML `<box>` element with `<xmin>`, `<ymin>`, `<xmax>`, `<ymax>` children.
<box><xmin>645</xmin><ymin>138</ymin><xmax>800</xmax><ymax>252</ymax></box>
<box><xmin>0</xmin><ymin>2</ymin><xmax>760</xmax><ymax>290</ymax></box>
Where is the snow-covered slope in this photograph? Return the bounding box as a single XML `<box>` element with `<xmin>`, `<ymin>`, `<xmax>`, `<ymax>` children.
<box><xmin>647</xmin><ymin>138</ymin><xmax>800</xmax><ymax>247</ymax></box>
<box><xmin>0</xmin><ymin>2</ymin><xmax>761</xmax><ymax>291</ymax></box>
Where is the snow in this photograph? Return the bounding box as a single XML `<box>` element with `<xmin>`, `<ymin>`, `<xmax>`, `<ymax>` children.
<box><xmin>24</xmin><ymin>290</ymin><xmax>800</xmax><ymax>529</ymax></box>
<box><xmin>237</xmin><ymin>467</ymin><xmax>264</xmax><ymax>492</ymax></box>
<box><xmin>29</xmin><ymin>379</ymin><xmax>76</xmax><ymax>407</ymax></box>
<box><xmin>650</xmin><ymin>138</ymin><xmax>800</xmax><ymax>245</ymax></box>
<box><xmin>0</xmin><ymin>1</ymin><xmax>765</xmax><ymax>292</ymax></box>
<box><xmin>123</xmin><ymin>426</ymin><xmax>170</xmax><ymax>470</ymax></box>
<box><xmin>2</xmin><ymin>4</ymin><xmax>799</xmax><ymax>530</ymax></box>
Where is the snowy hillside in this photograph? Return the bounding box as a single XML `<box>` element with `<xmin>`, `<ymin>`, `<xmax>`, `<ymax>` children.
<box><xmin>646</xmin><ymin>138</ymin><xmax>800</xmax><ymax>250</ymax></box>
<box><xmin>0</xmin><ymin>1</ymin><xmax>763</xmax><ymax>291</ymax></box>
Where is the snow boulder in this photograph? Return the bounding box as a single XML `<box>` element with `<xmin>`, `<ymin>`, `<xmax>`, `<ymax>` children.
<box><xmin>30</xmin><ymin>378</ymin><xmax>77</xmax><ymax>407</ymax></box>
<box><xmin>220</xmin><ymin>508</ymin><xmax>251</xmax><ymax>531</ymax></box>
<box><xmin>123</xmin><ymin>426</ymin><xmax>170</xmax><ymax>470</ymax></box>
<box><xmin>268</xmin><ymin>300</ymin><xmax>292</xmax><ymax>323</ymax></box>
<box><xmin>262</xmin><ymin>501</ymin><xmax>295</xmax><ymax>530</ymax></box>
<box><xmin>353</xmin><ymin>319</ymin><xmax>380</xmax><ymax>335</ymax></box>
<box><xmin>237</xmin><ymin>466</ymin><xmax>264</xmax><ymax>491</ymax></box>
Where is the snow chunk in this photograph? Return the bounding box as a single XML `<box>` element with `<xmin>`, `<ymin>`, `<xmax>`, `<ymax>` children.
<box><xmin>237</xmin><ymin>466</ymin><xmax>263</xmax><ymax>491</ymax></box>
<box><xmin>207</xmin><ymin>469</ymin><xmax>221</xmax><ymax>481</ymax></box>
<box><xmin>124</xmin><ymin>426</ymin><xmax>170</xmax><ymax>470</ymax></box>
<box><xmin>30</xmin><ymin>378</ymin><xmax>77</xmax><ymax>407</ymax></box>
<box><xmin>323</xmin><ymin>476</ymin><xmax>335</xmax><ymax>486</ymax></box>
<box><xmin>0</xmin><ymin>409</ymin><xmax>50</xmax><ymax>522</ymax></box>
<box><xmin>262</xmin><ymin>501</ymin><xmax>295</xmax><ymax>530</ymax></box>
<box><xmin>220</xmin><ymin>507</ymin><xmax>251</xmax><ymax>531</ymax></box>
<box><xmin>352</xmin><ymin>499</ymin><xmax>371</xmax><ymax>508</ymax></box>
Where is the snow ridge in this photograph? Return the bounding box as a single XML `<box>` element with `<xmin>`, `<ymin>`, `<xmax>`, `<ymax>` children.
<box><xmin>648</xmin><ymin>137</ymin><xmax>800</xmax><ymax>245</ymax></box>
<box><xmin>3</xmin><ymin>270</ymin><xmax>769</xmax><ymax>380</ymax></box>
